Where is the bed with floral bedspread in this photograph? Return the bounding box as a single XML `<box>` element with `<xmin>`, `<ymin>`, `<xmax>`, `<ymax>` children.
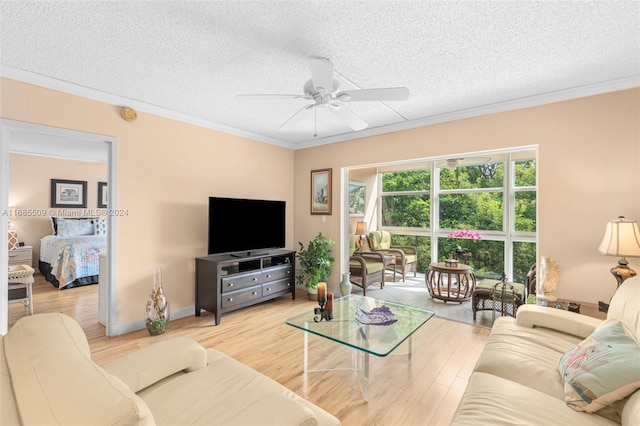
<box><xmin>39</xmin><ymin>234</ymin><xmax>107</xmax><ymax>289</ymax></box>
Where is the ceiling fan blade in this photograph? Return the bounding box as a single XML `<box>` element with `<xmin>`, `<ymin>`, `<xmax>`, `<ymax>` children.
<box><xmin>330</xmin><ymin>105</ymin><xmax>368</xmax><ymax>131</ymax></box>
<box><xmin>237</xmin><ymin>94</ymin><xmax>308</xmax><ymax>99</ymax></box>
<box><xmin>309</xmin><ymin>57</ymin><xmax>334</xmax><ymax>92</ymax></box>
<box><xmin>278</xmin><ymin>104</ymin><xmax>315</xmax><ymax>129</ymax></box>
<box><xmin>336</xmin><ymin>87</ymin><xmax>410</xmax><ymax>102</ymax></box>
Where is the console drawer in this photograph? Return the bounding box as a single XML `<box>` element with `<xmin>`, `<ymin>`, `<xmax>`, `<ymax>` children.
<box><xmin>262</xmin><ymin>264</ymin><xmax>293</xmax><ymax>282</ymax></box>
<box><xmin>262</xmin><ymin>278</ymin><xmax>293</xmax><ymax>296</ymax></box>
<box><xmin>222</xmin><ymin>286</ymin><xmax>262</xmax><ymax>308</ymax></box>
<box><xmin>221</xmin><ymin>271</ymin><xmax>262</xmax><ymax>293</ymax></box>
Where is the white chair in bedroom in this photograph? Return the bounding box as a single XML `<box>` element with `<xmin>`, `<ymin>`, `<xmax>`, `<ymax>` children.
<box><xmin>8</xmin><ymin>264</ymin><xmax>35</xmax><ymax>315</ymax></box>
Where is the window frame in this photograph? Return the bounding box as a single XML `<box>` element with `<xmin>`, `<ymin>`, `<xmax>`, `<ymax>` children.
<box><xmin>378</xmin><ymin>149</ymin><xmax>537</xmax><ymax>281</ymax></box>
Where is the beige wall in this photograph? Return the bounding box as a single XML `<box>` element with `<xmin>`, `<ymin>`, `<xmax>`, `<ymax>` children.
<box><xmin>9</xmin><ymin>153</ymin><xmax>107</xmax><ymax>263</ymax></box>
<box><xmin>2</xmin><ymin>78</ymin><xmax>294</xmax><ymax>327</ymax></box>
<box><xmin>347</xmin><ymin>168</ymin><xmax>378</xmax><ymax>245</ymax></box>
<box><xmin>295</xmin><ymin>88</ymin><xmax>640</xmax><ymax>304</ymax></box>
<box><xmin>2</xmin><ymin>77</ymin><xmax>638</xmax><ymax>327</ymax></box>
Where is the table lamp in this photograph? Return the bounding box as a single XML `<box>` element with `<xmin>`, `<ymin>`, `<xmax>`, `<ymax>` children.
<box><xmin>355</xmin><ymin>221</ymin><xmax>367</xmax><ymax>250</ymax></box>
<box><xmin>597</xmin><ymin>216</ymin><xmax>640</xmax><ymax>311</ymax></box>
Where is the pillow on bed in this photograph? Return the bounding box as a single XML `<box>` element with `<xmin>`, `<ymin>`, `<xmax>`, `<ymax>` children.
<box><xmin>93</xmin><ymin>218</ymin><xmax>107</xmax><ymax>236</ymax></box>
<box><xmin>56</xmin><ymin>218</ymin><xmax>95</xmax><ymax>237</ymax></box>
<box><xmin>51</xmin><ymin>217</ymin><xmax>97</xmax><ymax>236</ymax></box>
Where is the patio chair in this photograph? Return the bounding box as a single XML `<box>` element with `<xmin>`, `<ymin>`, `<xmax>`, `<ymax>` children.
<box><xmin>367</xmin><ymin>230</ymin><xmax>417</xmax><ymax>281</ymax></box>
<box><xmin>349</xmin><ymin>235</ymin><xmax>385</xmax><ymax>296</ymax></box>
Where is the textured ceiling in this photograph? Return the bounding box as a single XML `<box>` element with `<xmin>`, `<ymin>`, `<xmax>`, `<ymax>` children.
<box><xmin>1</xmin><ymin>1</ymin><xmax>639</xmax><ymax>149</ymax></box>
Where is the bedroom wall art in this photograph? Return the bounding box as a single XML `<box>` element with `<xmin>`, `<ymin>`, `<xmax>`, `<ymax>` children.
<box><xmin>98</xmin><ymin>182</ymin><xmax>107</xmax><ymax>208</ymax></box>
<box><xmin>50</xmin><ymin>179</ymin><xmax>87</xmax><ymax>208</ymax></box>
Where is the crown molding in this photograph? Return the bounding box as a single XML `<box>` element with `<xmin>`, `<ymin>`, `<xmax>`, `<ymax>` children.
<box><xmin>294</xmin><ymin>75</ymin><xmax>640</xmax><ymax>150</ymax></box>
<box><xmin>0</xmin><ymin>66</ymin><xmax>295</xmax><ymax>150</ymax></box>
<box><xmin>2</xmin><ymin>65</ymin><xmax>638</xmax><ymax>151</ymax></box>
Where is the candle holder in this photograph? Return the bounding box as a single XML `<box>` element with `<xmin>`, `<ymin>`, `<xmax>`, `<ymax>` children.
<box><xmin>313</xmin><ymin>299</ymin><xmax>333</xmax><ymax>322</ymax></box>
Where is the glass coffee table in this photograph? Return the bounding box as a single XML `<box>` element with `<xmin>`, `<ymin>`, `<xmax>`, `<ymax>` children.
<box><xmin>285</xmin><ymin>295</ymin><xmax>434</xmax><ymax>401</ymax></box>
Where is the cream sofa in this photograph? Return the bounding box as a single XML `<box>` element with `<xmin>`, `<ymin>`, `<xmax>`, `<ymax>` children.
<box><xmin>452</xmin><ymin>276</ymin><xmax>640</xmax><ymax>425</ymax></box>
<box><xmin>1</xmin><ymin>313</ymin><xmax>340</xmax><ymax>426</ymax></box>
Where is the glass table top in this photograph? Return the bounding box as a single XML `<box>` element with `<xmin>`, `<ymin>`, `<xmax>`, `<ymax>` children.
<box><xmin>285</xmin><ymin>295</ymin><xmax>434</xmax><ymax>357</ymax></box>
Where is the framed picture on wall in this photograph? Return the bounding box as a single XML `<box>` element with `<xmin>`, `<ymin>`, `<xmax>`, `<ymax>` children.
<box><xmin>310</xmin><ymin>168</ymin><xmax>332</xmax><ymax>215</ymax></box>
<box><xmin>50</xmin><ymin>179</ymin><xmax>87</xmax><ymax>208</ymax></box>
<box><xmin>349</xmin><ymin>181</ymin><xmax>365</xmax><ymax>216</ymax></box>
<box><xmin>98</xmin><ymin>182</ymin><xmax>107</xmax><ymax>208</ymax></box>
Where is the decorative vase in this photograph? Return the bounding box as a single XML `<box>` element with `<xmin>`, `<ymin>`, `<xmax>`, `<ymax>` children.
<box><xmin>145</xmin><ymin>268</ymin><xmax>170</xmax><ymax>336</ymax></box>
<box><xmin>340</xmin><ymin>272</ymin><xmax>352</xmax><ymax>297</ymax></box>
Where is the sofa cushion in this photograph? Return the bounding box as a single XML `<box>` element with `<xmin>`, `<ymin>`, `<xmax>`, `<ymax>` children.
<box><xmin>558</xmin><ymin>320</ymin><xmax>640</xmax><ymax>413</ymax></box>
<box><xmin>4</xmin><ymin>313</ymin><xmax>154</xmax><ymax>426</ymax></box>
<box><xmin>102</xmin><ymin>337</ymin><xmax>208</xmax><ymax>393</ymax></box>
<box><xmin>607</xmin><ymin>276</ymin><xmax>640</xmax><ymax>339</ymax></box>
<box><xmin>473</xmin><ymin>316</ymin><xmax>583</xmax><ymax>401</ymax></box>
<box><xmin>137</xmin><ymin>348</ymin><xmax>321</xmax><ymax>425</ymax></box>
<box><xmin>451</xmin><ymin>372</ymin><xmax>618</xmax><ymax>426</ymax></box>
<box><xmin>0</xmin><ymin>337</ymin><xmax>20</xmax><ymax>426</ymax></box>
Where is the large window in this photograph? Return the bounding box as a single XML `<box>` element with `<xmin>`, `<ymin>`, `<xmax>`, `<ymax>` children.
<box><xmin>379</xmin><ymin>150</ymin><xmax>536</xmax><ymax>283</ymax></box>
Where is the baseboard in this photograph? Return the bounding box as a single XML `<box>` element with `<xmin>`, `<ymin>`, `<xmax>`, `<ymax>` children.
<box><xmin>113</xmin><ymin>305</ymin><xmax>196</xmax><ymax>336</ymax></box>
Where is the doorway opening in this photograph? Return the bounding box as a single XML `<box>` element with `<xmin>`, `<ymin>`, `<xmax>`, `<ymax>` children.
<box><xmin>1</xmin><ymin>119</ymin><xmax>119</xmax><ymax>336</ymax></box>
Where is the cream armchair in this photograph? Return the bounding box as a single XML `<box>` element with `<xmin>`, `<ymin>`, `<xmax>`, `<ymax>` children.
<box><xmin>367</xmin><ymin>230</ymin><xmax>417</xmax><ymax>281</ymax></box>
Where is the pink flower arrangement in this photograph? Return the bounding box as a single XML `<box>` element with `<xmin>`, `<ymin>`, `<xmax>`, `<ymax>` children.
<box><xmin>447</xmin><ymin>229</ymin><xmax>481</xmax><ymax>241</ymax></box>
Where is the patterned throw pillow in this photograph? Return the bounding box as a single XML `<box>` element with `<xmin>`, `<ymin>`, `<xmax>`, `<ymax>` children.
<box><xmin>94</xmin><ymin>218</ymin><xmax>107</xmax><ymax>236</ymax></box>
<box><xmin>558</xmin><ymin>320</ymin><xmax>640</xmax><ymax>413</ymax></box>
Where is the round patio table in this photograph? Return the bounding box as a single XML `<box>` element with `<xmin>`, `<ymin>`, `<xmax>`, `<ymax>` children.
<box><xmin>425</xmin><ymin>262</ymin><xmax>476</xmax><ymax>303</ymax></box>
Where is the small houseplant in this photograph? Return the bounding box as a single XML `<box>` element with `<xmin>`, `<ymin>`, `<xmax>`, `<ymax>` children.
<box><xmin>296</xmin><ymin>232</ymin><xmax>335</xmax><ymax>300</ymax></box>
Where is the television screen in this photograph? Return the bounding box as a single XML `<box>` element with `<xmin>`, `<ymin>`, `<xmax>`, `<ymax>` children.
<box><xmin>208</xmin><ymin>197</ymin><xmax>286</xmax><ymax>255</ymax></box>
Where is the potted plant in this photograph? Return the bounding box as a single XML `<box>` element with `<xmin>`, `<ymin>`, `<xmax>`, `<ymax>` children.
<box><xmin>296</xmin><ymin>232</ymin><xmax>335</xmax><ymax>300</ymax></box>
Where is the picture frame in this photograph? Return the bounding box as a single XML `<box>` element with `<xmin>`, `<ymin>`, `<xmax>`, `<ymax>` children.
<box><xmin>97</xmin><ymin>181</ymin><xmax>108</xmax><ymax>208</ymax></box>
<box><xmin>349</xmin><ymin>181</ymin><xmax>366</xmax><ymax>216</ymax></box>
<box><xmin>50</xmin><ymin>179</ymin><xmax>87</xmax><ymax>208</ymax></box>
<box><xmin>310</xmin><ymin>168</ymin><xmax>332</xmax><ymax>215</ymax></box>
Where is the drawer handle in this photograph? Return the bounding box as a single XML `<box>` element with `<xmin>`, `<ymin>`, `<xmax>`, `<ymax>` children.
<box><xmin>286</xmin><ymin>270</ymin><xmax>291</xmax><ymax>274</ymax></box>
<box><xmin>228</xmin><ymin>283</ymin><xmax>234</xmax><ymax>287</ymax></box>
<box><xmin>227</xmin><ymin>298</ymin><xmax>233</xmax><ymax>302</ymax></box>
<box><xmin>287</xmin><ymin>282</ymin><xmax>291</xmax><ymax>286</ymax></box>
<box><xmin>266</xmin><ymin>274</ymin><xmax>271</xmax><ymax>278</ymax></box>
<box><xmin>266</xmin><ymin>287</ymin><xmax>271</xmax><ymax>292</ymax></box>
<box><xmin>252</xmin><ymin>291</ymin><xmax>258</xmax><ymax>295</ymax></box>
<box><xmin>252</xmin><ymin>278</ymin><xmax>258</xmax><ymax>281</ymax></box>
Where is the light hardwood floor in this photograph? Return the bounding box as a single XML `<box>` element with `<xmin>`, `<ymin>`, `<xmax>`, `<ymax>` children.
<box><xmin>8</xmin><ymin>274</ymin><xmax>490</xmax><ymax>426</ymax></box>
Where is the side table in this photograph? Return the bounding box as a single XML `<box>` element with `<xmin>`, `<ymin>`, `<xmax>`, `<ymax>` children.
<box><xmin>8</xmin><ymin>264</ymin><xmax>35</xmax><ymax>315</ymax></box>
<box><xmin>425</xmin><ymin>262</ymin><xmax>476</xmax><ymax>303</ymax></box>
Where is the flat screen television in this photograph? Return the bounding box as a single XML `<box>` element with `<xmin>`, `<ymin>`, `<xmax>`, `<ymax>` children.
<box><xmin>208</xmin><ymin>197</ymin><xmax>286</xmax><ymax>256</ymax></box>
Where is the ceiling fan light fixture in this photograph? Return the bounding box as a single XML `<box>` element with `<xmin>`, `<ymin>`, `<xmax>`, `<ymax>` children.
<box><xmin>437</xmin><ymin>156</ymin><xmax>491</xmax><ymax>168</ymax></box>
<box><xmin>237</xmin><ymin>57</ymin><xmax>410</xmax><ymax>133</ymax></box>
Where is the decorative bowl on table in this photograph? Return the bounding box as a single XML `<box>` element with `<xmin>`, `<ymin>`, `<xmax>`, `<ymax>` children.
<box><xmin>355</xmin><ymin>305</ymin><xmax>397</xmax><ymax>326</ymax></box>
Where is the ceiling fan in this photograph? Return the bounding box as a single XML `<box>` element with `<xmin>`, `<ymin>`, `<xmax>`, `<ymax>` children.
<box><xmin>436</xmin><ymin>157</ymin><xmax>491</xmax><ymax>168</ymax></box>
<box><xmin>237</xmin><ymin>57</ymin><xmax>410</xmax><ymax>134</ymax></box>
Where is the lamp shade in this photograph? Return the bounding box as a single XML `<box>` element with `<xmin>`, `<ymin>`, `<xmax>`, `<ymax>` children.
<box><xmin>355</xmin><ymin>221</ymin><xmax>367</xmax><ymax>236</ymax></box>
<box><xmin>598</xmin><ymin>216</ymin><xmax>640</xmax><ymax>257</ymax></box>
